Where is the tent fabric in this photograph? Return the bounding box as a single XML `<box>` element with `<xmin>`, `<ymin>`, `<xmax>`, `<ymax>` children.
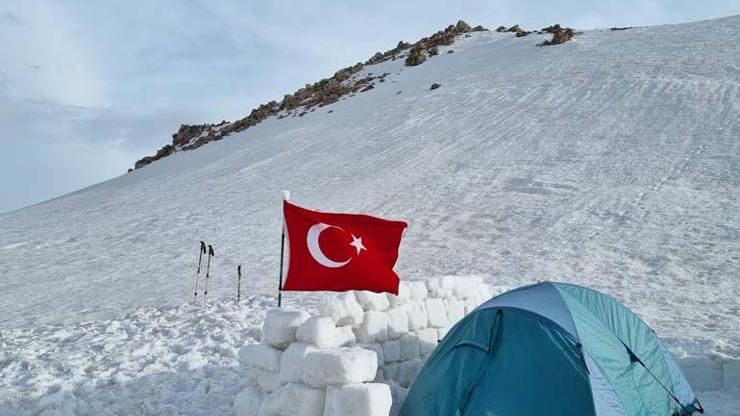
<box><xmin>399</xmin><ymin>282</ymin><xmax>702</xmax><ymax>416</ymax></box>
<box><xmin>478</xmin><ymin>282</ymin><xmax>578</xmax><ymax>336</ymax></box>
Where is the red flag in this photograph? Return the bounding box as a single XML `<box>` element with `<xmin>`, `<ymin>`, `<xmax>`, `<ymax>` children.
<box><xmin>282</xmin><ymin>201</ymin><xmax>407</xmax><ymax>294</ymax></box>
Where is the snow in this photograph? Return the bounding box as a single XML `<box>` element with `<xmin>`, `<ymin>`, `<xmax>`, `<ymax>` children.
<box><xmin>256</xmin><ymin>370</ymin><xmax>284</xmax><ymax>393</ymax></box>
<box><xmin>381</xmin><ymin>363</ymin><xmax>399</xmax><ymax>382</ymax></box>
<box><xmin>407</xmin><ymin>281</ymin><xmax>428</xmax><ymax>301</ymax></box>
<box><xmin>324</xmin><ymin>384</ymin><xmax>392</xmax><ymax>416</ymax></box>
<box><xmin>424</xmin><ymin>298</ymin><xmax>449</xmax><ymax>328</ymax></box>
<box><xmin>397</xmin><ymin>359</ymin><xmax>424</xmax><ymax>388</ymax></box>
<box><xmin>239</xmin><ymin>343</ymin><xmax>283</xmax><ymax>372</ymax></box>
<box><xmin>234</xmin><ymin>385</ymin><xmax>265</xmax><ymax>416</ymax></box>
<box><xmin>405</xmin><ymin>301</ymin><xmax>429</xmax><ymax>331</ymax></box>
<box><xmin>355</xmin><ymin>311</ymin><xmax>389</xmax><ymax>343</ymax></box>
<box><xmin>262</xmin><ymin>309</ymin><xmax>310</xmax><ymax>349</ymax></box>
<box><xmin>301</xmin><ymin>348</ymin><xmax>379</xmax><ymax>388</ymax></box>
<box><xmin>0</xmin><ymin>299</ymin><xmax>263</xmax><ymax>415</ymax></box>
<box><xmin>280</xmin><ymin>342</ymin><xmax>317</xmax><ymax>382</ymax></box>
<box><xmin>445</xmin><ymin>299</ymin><xmax>465</xmax><ymax>323</ymax></box>
<box><xmin>387</xmin><ymin>282</ymin><xmax>411</xmax><ymax>307</ymax></box>
<box><xmin>355</xmin><ymin>291</ymin><xmax>390</xmax><ymax>312</ymax></box>
<box><xmin>416</xmin><ymin>328</ymin><xmax>439</xmax><ymax>355</ymax></box>
<box><xmin>257</xmin><ymin>383</ymin><xmax>325</xmax><ymax>416</ymax></box>
<box><xmin>296</xmin><ymin>317</ymin><xmax>350</xmax><ymax>349</ymax></box>
<box><xmin>0</xmin><ymin>15</ymin><xmax>738</xmax><ymax>415</ymax></box>
<box><xmin>386</xmin><ymin>307</ymin><xmax>410</xmax><ymax>339</ymax></box>
<box><xmin>317</xmin><ymin>292</ymin><xmax>364</xmax><ymax>326</ymax></box>
<box><xmin>358</xmin><ymin>343</ymin><xmax>384</xmax><ymax>368</ymax></box>
<box><xmin>398</xmin><ymin>334</ymin><xmax>420</xmax><ymax>361</ymax></box>
<box><xmin>382</xmin><ymin>340</ymin><xmax>402</xmax><ymax>363</ymax></box>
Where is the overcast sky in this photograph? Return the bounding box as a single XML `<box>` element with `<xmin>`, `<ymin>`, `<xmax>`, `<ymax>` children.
<box><xmin>1</xmin><ymin>1</ymin><xmax>738</xmax><ymax>213</ymax></box>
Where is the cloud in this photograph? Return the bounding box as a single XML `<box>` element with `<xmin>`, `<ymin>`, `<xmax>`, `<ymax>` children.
<box><xmin>0</xmin><ymin>12</ymin><xmax>21</xmax><ymax>26</ymax></box>
<box><xmin>0</xmin><ymin>93</ymin><xmax>200</xmax><ymax>212</ymax></box>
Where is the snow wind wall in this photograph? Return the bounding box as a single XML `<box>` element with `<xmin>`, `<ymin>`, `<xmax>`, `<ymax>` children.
<box><xmin>234</xmin><ymin>276</ymin><xmax>506</xmax><ymax>416</ymax></box>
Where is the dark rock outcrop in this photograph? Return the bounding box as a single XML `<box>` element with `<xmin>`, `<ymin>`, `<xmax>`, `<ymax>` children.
<box><xmin>538</xmin><ymin>24</ymin><xmax>576</xmax><ymax>46</ymax></box>
<box><xmin>134</xmin><ymin>144</ymin><xmax>174</xmax><ymax>169</ymax></box>
<box><xmin>405</xmin><ymin>46</ymin><xmax>428</xmax><ymax>66</ymax></box>
<box><xmin>430</xmin><ymin>83</ymin><xmax>441</xmax><ymax>90</ymax></box>
<box><xmin>504</xmin><ymin>24</ymin><xmax>532</xmax><ymax>37</ymax></box>
<box><xmin>455</xmin><ymin>20</ymin><xmax>472</xmax><ymax>32</ymax></box>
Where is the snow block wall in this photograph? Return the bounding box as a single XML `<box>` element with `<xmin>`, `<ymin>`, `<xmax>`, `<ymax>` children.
<box><xmin>235</xmin><ymin>276</ymin><xmax>505</xmax><ymax>416</ymax></box>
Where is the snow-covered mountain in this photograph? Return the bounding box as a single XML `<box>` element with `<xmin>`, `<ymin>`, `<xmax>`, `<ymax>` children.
<box><xmin>0</xmin><ymin>16</ymin><xmax>738</xmax><ymax>415</ymax></box>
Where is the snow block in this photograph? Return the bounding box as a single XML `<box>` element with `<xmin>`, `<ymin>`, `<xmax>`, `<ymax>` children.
<box><xmin>263</xmin><ymin>309</ymin><xmax>310</xmax><ymax>349</ymax></box>
<box><xmin>439</xmin><ymin>275</ymin><xmax>457</xmax><ymax>293</ymax></box>
<box><xmin>463</xmin><ymin>297</ymin><xmax>480</xmax><ymax>315</ymax></box>
<box><xmin>387</xmin><ymin>381</ymin><xmax>409</xmax><ymax>416</ymax></box>
<box><xmin>477</xmin><ymin>283</ymin><xmax>494</xmax><ymax>299</ymax></box>
<box><xmin>239</xmin><ymin>343</ymin><xmax>283</xmax><ymax>372</ymax></box>
<box><xmin>337</xmin><ymin>325</ymin><xmax>357</xmax><ymax>347</ymax></box>
<box><xmin>406</xmin><ymin>301</ymin><xmax>428</xmax><ymax>331</ymax></box>
<box><xmin>280</xmin><ymin>342</ymin><xmax>316</xmax><ymax>382</ymax></box>
<box><xmin>399</xmin><ymin>333</ymin><xmax>420</xmax><ymax>360</ymax></box>
<box><xmin>425</xmin><ymin>298</ymin><xmax>449</xmax><ymax>328</ymax></box>
<box><xmin>317</xmin><ymin>292</ymin><xmax>364</xmax><ymax>326</ymax></box>
<box><xmin>302</xmin><ymin>347</ymin><xmax>378</xmax><ymax>387</ymax></box>
<box><xmin>234</xmin><ymin>385</ymin><xmax>265</xmax><ymax>416</ymax></box>
<box><xmin>424</xmin><ymin>276</ymin><xmax>454</xmax><ymax>298</ymax></box>
<box><xmin>355</xmin><ymin>311</ymin><xmax>389</xmax><ymax>343</ymax></box>
<box><xmin>387</xmin><ymin>282</ymin><xmax>411</xmax><ymax>307</ymax></box>
<box><xmin>296</xmin><ymin>316</ymin><xmax>345</xmax><ymax>348</ymax></box>
<box><xmin>382</xmin><ymin>363</ymin><xmax>399</xmax><ymax>381</ymax></box>
<box><xmin>387</xmin><ymin>306</ymin><xmax>410</xmax><ymax>339</ymax></box>
<box><xmin>408</xmin><ymin>281</ymin><xmax>428</xmax><ymax>301</ymax></box>
<box><xmin>382</xmin><ymin>339</ymin><xmax>401</xmax><ymax>363</ymax></box>
<box><xmin>425</xmin><ymin>277</ymin><xmax>443</xmax><ymax>297</ymax></box>
<box><xmin>355</xmin><ymin>291</ymin><xmax>390</xmax><ymax>311</ymax></box>
<box><xmin>258</xmin><ymin>383</ymin><xmax>325</xmax><ymax>416</ymax></box>
<box><xmin>398</xmin><ymin>358</ymin><xmax>424</xmax><ymax>388</ymax></box>
<box><xmin>452</xmin><ymin>276</ymin><xmax>482</xmax><ymax>300</ymax></box>
<box><xmin>359</xmin><ymin>343</ymin><xmax>384</xmax><ymax>367</ymax></box>
<box><xmin>417</xmin><ymin>328</ymin><xmax>439</xmax><ymax>355</ymax></box>
<box><xmin>324</xmin><ymin>383</ymin><xmax>392</xmax><ymax>416</ymax></box>
<box><xmin>445</xmin><ymin>299</ymin><xmax>465</xmax><ymax>323</ymax></box>
<box><xmin>257</xmin><ymin>370</ymin><xmax>284</xmax><ymax>393</ymax></box>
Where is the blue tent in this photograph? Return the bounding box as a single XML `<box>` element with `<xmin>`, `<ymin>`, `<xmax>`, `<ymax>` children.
<box><xmin>400</xmin><ymin>282</ymin><xmax>703</xmax><ymax>416</ymax></box>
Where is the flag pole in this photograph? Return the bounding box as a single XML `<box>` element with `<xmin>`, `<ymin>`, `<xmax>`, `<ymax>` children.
<box><xmin>278</xmin><ymin>190</ymin><xmax>290</xmax><ymax>308</ymax></box>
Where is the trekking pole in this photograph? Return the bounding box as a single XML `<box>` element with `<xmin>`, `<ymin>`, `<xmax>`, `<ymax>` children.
<box><xmin>204</xmin><ymin>245</ymin><xmax>214</xmax><ymax>307</ymax></box>
<box><xmin>193</xmin><ymin>241</ymin><xmax>206</xmax><ymax>303</ymax></box>
<box><xmin>237</xmin><ymin>265</ymin><xmax>242</xmax><ymax>302</ymax></box>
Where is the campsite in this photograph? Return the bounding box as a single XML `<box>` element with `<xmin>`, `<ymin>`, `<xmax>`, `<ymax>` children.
<box><xmin>1</xmin><ymin>2</ymin><xmax>738</xmax><ymax>416</ymax></box>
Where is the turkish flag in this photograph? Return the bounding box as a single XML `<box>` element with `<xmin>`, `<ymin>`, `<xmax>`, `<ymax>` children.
<box><xmin>282</xmin><ymin>201</ymin><xmax>407</xmax><ymax>295</ymax></box>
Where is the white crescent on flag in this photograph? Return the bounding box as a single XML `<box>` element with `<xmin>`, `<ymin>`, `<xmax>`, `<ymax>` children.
<box><xmin>306</xmin><ymin>223</ymin><xmax>351</xmax><ymax>268</ymax></box>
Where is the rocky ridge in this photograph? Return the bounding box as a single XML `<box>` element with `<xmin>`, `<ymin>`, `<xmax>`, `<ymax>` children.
<box><xmin>132</xmin><ymin>20</ymin><xmax>574</xmax><ymax>170</ymax></box>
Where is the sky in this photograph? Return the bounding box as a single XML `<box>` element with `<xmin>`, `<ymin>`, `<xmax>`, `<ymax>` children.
<box><xmin>1</xmin><ymin>1</ymin><xmax>738</xmax><ymax>213</ymax></box>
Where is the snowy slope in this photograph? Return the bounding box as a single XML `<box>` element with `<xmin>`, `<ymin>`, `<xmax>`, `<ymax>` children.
<box><xmin>0</xmin><ymin>16</ymin><xmax>738</xmax><ymax>414</ymax></box>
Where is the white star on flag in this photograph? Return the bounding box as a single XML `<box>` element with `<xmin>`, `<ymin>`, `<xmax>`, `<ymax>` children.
<box><xmin>350</xmin><ymin>234</ymin><xmax>367</xmax><ymax>255</ymax></box>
